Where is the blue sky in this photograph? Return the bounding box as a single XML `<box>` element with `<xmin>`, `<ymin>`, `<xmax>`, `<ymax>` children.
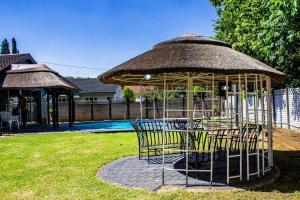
<box><xmin>1</xmin><ymin>0</ymin><xmax>217</xmax><ymax>77</ymax></box>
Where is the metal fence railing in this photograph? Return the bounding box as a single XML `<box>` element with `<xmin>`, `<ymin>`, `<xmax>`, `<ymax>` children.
<box><xmin>273</xmin><ymin>88</ymin><xmax>300</xmax><ymax>129</ymax></box>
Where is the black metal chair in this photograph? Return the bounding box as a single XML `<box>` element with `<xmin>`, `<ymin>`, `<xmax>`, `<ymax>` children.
<box><xmin>183</xmin><ymin>124</ymin><xmax>263</xmax><ymax>166</ymax></box>
<box><xmin>131</xmin><ymin>120</ymin><xmax>186</xmax><ymax>162</ymax></box>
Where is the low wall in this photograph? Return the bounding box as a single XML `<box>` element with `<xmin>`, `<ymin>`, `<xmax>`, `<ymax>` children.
<box><xmin>57</xmin><ymin>98</ymin><xmax>221</xmax><ymax>122</ymax></box>
<box><xmin>58</xmin><ymin>100</ymin><xmax>167</xmax><ymax>121</ymax></box>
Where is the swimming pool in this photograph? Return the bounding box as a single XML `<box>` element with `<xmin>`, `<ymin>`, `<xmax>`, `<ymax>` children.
<box><xmin>73</xmin><ymin>120</ymin><xmax>135</xmax><ymax>132</ymax></box>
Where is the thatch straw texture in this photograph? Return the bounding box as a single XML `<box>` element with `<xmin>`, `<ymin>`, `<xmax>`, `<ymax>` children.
<box><xmin>0</xmin><ymin>54</ymin><xmax>36</xmax><ymax>70</ymax></box>
<box><xmin>0</xmin><ymin>64</ymin><xmax>79</xmax><ymax>90</ymax></box>
<box><xmin>99</xmin><ymin>36</ymin><xmax>285</xmax><ymax>85</ymax></box>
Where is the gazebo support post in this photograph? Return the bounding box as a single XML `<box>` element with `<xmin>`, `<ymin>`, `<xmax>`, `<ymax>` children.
<box><xmin>245</xmin><ymin>74</ymin><xmax>249</xmax><ymax>180</ymax></box>
<box><xmin>210</xmin><ymin>73</ymin><xmax>215</xmax><ymax>186</ymax></box>
<box><xmin>185</xmin><ymin>72</ymin><xmax>193</xmax><ymax>187</ymax></box>
<box><xmin>55</xmin><ymin>92</ymin><xmax>59</xmax><ymax>128</ymax></box>
<box><xmin>260</xmin><ymin>75</ymin><xmax>266</xmax><ymax>175</ymax></box>
<box><xmin>238</xmin><ymin>75</ymin><xmax>243</xmax><ymax>181</ymax></box>
<box><xmin>226</xmin><ymin>76</ymin><xmax>230</xmax><ymax>184</ymax></box>
<box><xmin>47</xmin><ymin>93</ymin><xmax>50</xmax><ymax>124</ymax></box>
<box><xmin>182</xmin><ymin>96</ymin><xmax>185</xmax><ymax>118</ymax></box>
<box><xmin>68</xmin><ymin>91</ymin><xmax>73</xmax><ymax>127</ymax></box>
<box><xmin>266</xmin><ymin>77</ymin><xmax>273</xmax><ymax>167</ymax></box>
<box><xmin>72</xmin><ymin>95</ymin><xmax>75</xmax><ymax>123</ymax></box>
<box><xmin>161</xmin><ymin>73</ymin><xmax>166</xmax><ymax>186</ymax></box>
<box><xmin>255</xmin><ymin>75</ymin><xmax>260</xmax><ymax>178</ymax></box>
<box><xmin>29</xmin><ymin>90</ymin><xmax>32</xmax><ymax>122</ymax></box>
<box><xmin>145</xmin><ymin>97</ymin><xmax>149</xmax><ymax>119</ymax></box>
<box><xmin>52</xmin><ymin>90</ymin><xmax>57</xmax><ymax>129</ymax></box>
<box><xmin>233</xmin><ymin>84</ymin><xmax>239</xmax><ymax>127</ymax></box>
<box><xmin>140</xmin><ymin>85</ymin><xmax>143</xmax><ymax>120</ymax></box>
<box><xmin>6</xmin><ymin>89</ymin><xmax>9</xmax><ymax>111</ymax></box>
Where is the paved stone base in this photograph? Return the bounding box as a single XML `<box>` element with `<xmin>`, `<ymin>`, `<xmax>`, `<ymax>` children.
<box><xmin>97</xmin><ymin>155</ymin><xmax>278</xmax><ymax>191</ymax></box>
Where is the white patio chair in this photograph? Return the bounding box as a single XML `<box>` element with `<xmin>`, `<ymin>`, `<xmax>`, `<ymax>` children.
<box><xmin>0</xmin><ymin>111</ymin><xmax>20</xmax><ymax>131</ymax></box>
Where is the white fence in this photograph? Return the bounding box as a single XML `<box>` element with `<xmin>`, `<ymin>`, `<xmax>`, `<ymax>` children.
<box><xmin>226</xmin><ymin>87</ymin><xmax>300</xmax><ymax>130</ymax></box>
<box><xmin>273</xmin><ymin>88</ymin><xmax>300</xmax><ymax>129</ymax></box>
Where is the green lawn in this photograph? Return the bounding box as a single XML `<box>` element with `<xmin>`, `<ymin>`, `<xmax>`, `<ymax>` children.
<box><xmin>0</xmin><ymin>132</ymin><xmax>299</xmax><ymax>200</ymax></box>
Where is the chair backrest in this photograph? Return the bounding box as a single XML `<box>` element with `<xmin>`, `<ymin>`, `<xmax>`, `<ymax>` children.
<box><xmin>131</xmin><ymin>120</ymin><xmax>184</xmax><ymax>148</ymax></box>
<box><xmin>193</xmin><ymin>124</ymin><xmax>263</xmax><ymax>162</ymax></box>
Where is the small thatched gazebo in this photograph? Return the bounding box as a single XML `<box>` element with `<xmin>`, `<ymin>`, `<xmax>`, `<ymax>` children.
<box><xmin>0</xmin><ymin>64</ymin><xmax>79</xmax><ymax>128</ymax></box>
<box><xmin>99</xmin><ymin>34</ymin><xmax>285</xmax><ymax>186</ymax></box>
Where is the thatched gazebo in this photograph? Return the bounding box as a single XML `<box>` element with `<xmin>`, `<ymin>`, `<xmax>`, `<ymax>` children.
<box><xmin>99</xmin><ymin>34</ymin><xmax>285</xmax><ymax>186</ymax></box>
<box><xmin>0</xmin><ymin>64</ymin><xmax>79</xmax><ymax>129</ymax></box>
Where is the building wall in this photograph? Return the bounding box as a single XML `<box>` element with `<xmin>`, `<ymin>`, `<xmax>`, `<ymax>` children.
<box><xmin>57</xmin><ymin>85</ymin><xmax>123</xmax><ymax>102</ymax></box>
<box><xmin>113</xmin><ymin>85</ymin><xmax>123</xmax><ymax>100</ymax></box>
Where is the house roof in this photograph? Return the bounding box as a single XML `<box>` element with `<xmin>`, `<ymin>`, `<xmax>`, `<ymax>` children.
<box><xmin>1</xmin><ymin>64</ymin><xmax>79</xmax><ymax>90</ymax></box>
<box><xmin>99</xmin><ymin>35</ymin><xmax>286</xmax><ymax>85</ymax></box>
<box><xmin>70</xmin><ymin>78</ymin><xmax>118</xmax><ymax>94</ymax></box>
<box><xmin>0</xmin><ymin>53</ymin><xmax>36</xmax><ymax>70</ymax></box>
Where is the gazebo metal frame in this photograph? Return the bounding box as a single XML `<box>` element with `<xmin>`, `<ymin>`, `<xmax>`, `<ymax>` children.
<box><xmin>160</xmin><ymin>72</ymin><xmax>272</xmax><ymax>185</ymax></box>
<box><xmin>125</xmin><ymin>72</ymin><xmax>273</xmax><ymax>186</ymax></box>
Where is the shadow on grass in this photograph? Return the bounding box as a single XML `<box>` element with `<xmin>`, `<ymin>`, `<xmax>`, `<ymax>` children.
<box><xmin>254</xmin><ymin>150</ymin><xmax>300</xmax><ymax>193</ymax></box>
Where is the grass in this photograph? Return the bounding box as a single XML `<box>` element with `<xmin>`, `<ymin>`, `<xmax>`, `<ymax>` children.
<box><xmin>0</xmin><ymin>130</ymin><xmax>299</xmax><ymax>199</ymax></box>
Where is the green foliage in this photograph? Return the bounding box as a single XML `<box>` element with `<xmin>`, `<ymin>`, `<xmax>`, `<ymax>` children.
<box><xmin>143</xmin><ymin>87</ymin><xmax>163</xmax><ymax>101</ymax></box>
<box><xmin>121</xmin><ymin>87</ymin><xmax>135</xmax><ymax>102</ymax></box>
<box><xmin>193</xmin><ymin>85</ymin><xmax>207</xmax><ymax>99</ymax></box>
<box><xmin>1</xmin><ymin>38</ymin><xmax>10</xmax><ymax>54</ymax></box>
<box><xmin>210</xmin><ymin>0</ymin><xmax>300</xmax><ymax>87</ymax></box>
<box><xmin>11</xmin><ymin>37</ymin><xmax>18</xmax><ymax>54</ymax></box>
<box><xmin>143</xmin><ymin>86</ymin><xmax>181</xmax><ymax>100</ymax></box>
<box><xmin>193</xmin><ymin>85</ymin><xmax>206</xmax><ymax>92</ymax></box>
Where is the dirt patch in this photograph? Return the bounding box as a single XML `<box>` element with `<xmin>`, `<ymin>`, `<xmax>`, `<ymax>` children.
<box><xmin>273</xmin><ymin>128</ymin><xmax>300</xmax><ymax>151</ymax></box>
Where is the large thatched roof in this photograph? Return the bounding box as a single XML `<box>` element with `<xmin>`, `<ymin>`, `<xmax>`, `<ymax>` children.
<box><xmin>0</xmin><ymin>64</ymin><xmax>79</xmax><ymax>90</ymax></box>
<box><xmin>99</xmin><ymin>35</ymin><xmax>285</xmax><ymax>85</ymax></box>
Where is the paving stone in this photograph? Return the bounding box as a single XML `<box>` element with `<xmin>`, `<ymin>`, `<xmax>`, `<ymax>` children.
<box><xmin>97</xmin><ymin>155</ymin><xmax>275</xmax><ymax>191</ymax></box>
<box><xmin>97</xmin><ymin>155</ymin><xmax>223</xmax><ymax>191</ymax></box>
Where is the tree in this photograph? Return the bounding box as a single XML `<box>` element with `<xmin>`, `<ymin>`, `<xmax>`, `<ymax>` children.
<box><xmin>11</xmin><ymin>38</ymin><xmax>19</xmax><ymax>54</ymax></box>
<box><xmin>143</xmin><ymin>87</ymin><xmax>164</xmax><ymax>118</ymax></box>
<box><xmin>1</xmin><ymin>39</ymin><xmax>10</xmax><ymax>54</ymax></box>
<box><xmin>121</xmin><ymin>87</ymin><xmax>135</xmax><ymax>102</ymax></box>
<box><xmin>210</xmin><ymin>0</ymin><xmax>300</xmax><ymax>87</ymax></box>
<box><xmin>121</xmin><ymin>87</ymin><xmax>135</xmax><ymax>119</ymax></box>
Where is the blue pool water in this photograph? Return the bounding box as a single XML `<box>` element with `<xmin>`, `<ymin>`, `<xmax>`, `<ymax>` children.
<box><xmin>74</xmin><ymin>120</ymin><xmax>135</xmax><ymax>132</ymax></box>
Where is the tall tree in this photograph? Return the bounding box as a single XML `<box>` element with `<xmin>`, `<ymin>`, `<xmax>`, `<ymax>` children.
<box><xmin>210</xmin><ymin>0</ymin><xmax>300</xmax><ymax>87</ymax></box>
<box><xmin>1</xmin><ymin>39</ymin><xmax>10</xmax><ymax>54</ymax></box>
<box><xmin>11</xmin><ymin>37</ymin><xmax>19</xmax><ymax>54</ymax></box>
